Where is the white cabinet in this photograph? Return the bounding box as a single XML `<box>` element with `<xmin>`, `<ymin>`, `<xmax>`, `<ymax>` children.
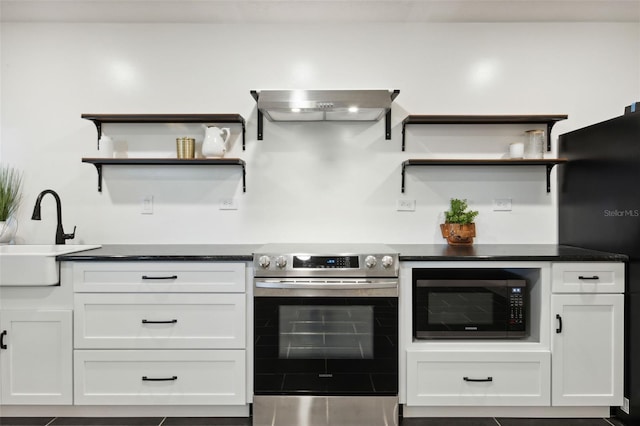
<box><xmin>72</xmin><ymin>261</ymin><xmax>245</xmax><ymax>293</ymax></box>
<box><xmin>551</xmin><ymin>293</ymin><xmax>624</xmax><ymax>406</ymax></box>
<box><xmin>73</xmin><ymin>261</ymin><xmax>248</xmax><ymax>406</ymax></box>
<box><xmin>74</xmin><ymin>349</ymin><xmax>245</xmax><ymax>405</ymax></box>
<box><xmin>551</xmin><ymin>263</ymin><xmax>624</xmax><ymax>294</ymax></box>
<box><xmin>74</xmin><ymin>293</ymin><xmax>246</xmax><ymax>349</ymax></box>
<box><xmin>0</xmin><ymin>310</ymin><xmax>72</xmax><ymax>405</ymax></box>
<box><xmin>406</xmin><ymin>350</ymin><xmax>550</xmax><ymax>406</ymax></box>
<box><xmin>403</xmin><ymin>260</ymin><xmax>625</xmax><ymax>416</ymax></box>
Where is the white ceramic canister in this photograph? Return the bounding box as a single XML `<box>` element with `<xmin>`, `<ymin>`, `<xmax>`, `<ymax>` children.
<box><xmin>509</xmin><ymin>142</ymin><xmax>525</xmax><ymax>159</ymax></box>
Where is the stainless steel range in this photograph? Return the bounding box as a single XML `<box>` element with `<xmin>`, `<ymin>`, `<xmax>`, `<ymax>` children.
<box><xmin>252</xmin><ymin>244</ymin><xmax>399</xmax><ymax>426</ymax></box>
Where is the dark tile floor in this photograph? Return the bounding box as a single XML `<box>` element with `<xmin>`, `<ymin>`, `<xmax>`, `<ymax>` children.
<box><xmin>0</xmin><ymin>417</ymin><xmax>632</xmax><ymax>426</ymax></box>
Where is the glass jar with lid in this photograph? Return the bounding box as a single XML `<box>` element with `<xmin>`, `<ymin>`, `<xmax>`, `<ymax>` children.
<box><xmin>525</xmin><ymin>129</ymin><xmax>545</xmax><ymax>159</ymax></box>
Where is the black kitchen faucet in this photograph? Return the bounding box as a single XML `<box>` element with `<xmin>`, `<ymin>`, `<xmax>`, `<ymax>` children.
<box><xmin>31</xmin><ymin>189</ymin><xmax>76</xmax><ymax>244</ymax></box>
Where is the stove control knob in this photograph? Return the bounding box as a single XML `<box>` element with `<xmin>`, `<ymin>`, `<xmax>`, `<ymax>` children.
<box><xmin>275</xmin><ymin>256</ymin><xmax>288</xmax><ymax>269</ymax></box>
<box><xmin>365</xmin><ymin>255</ymin><xmax>377</xmax><ymax>268</ymax></box>
<box><xmin>258</xmin><ymin>255</ymin><xmax>271</xmax><ymax>269</ymax></box>
<box><xmin>381</xmin><ymin>255</ymin><xmax>394</xmax><ymax>269</ymax></box>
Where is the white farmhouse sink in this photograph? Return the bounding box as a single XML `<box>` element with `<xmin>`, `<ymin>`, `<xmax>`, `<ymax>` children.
<box><xmin>0</xmin><ymin>244</ymin><xmax>101</xmax><ymax>286</ymax></box>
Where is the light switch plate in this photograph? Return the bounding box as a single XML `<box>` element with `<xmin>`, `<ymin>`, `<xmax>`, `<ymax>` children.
<box><xmin>219</xmin><ymin>198</ymin><xmax>238</xmax><ymax>210</ymax></box>
<box><xmin>397</xmin><ymin>199</ymin><xmax>416</xmax><ymax>211</ymax></box>
<box><xmin>493</xmin><ymin>198</ymin><xmax>512</xmax><ymax>211</ymax></box>
<box><xmin>141</xmin><ymin>195</ymin><xmax>153</xmax><ymax>214</ymax></box>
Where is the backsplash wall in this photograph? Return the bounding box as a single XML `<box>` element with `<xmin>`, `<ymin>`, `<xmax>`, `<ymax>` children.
<box><xmin>1</xmin><ymin>22</ymin><xmax>639</xmax><ymax>245</ymax></box>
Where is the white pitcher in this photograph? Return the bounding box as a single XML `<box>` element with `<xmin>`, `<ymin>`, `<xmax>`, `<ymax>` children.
<box><xmin>202</xmin><ymin>126</ymin><xmax>231</xmax><ymax>158</ymax></box>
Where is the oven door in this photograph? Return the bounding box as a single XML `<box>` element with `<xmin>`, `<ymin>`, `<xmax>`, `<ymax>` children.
<box><xmin>414</xmin><ymin>279</ymin><xmax>511</xmax><ymax>338</ymax></box>
<box><xmin>254</xmin><ymin>279</ymin><xmax>398</xmax><ymax>396</ymax></box>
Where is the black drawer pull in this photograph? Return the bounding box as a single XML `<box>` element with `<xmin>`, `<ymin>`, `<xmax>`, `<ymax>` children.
<box><xmin>142</xmin><ymin>275</ymin><xmax>178</xmax><ymax>280</ymax></box>
<box><xmin>142</xmin><ymin>376</ymin><xmax>177</xmax><ymax>381</ymax></box>
<box><xmin>578</xmin><ymin>275</ymin><xmax>600</xmax><ymax>280</ymax></box>
<box><xmin>0</xmin><ymin>330</ymin><xmax>6</xmax><ymax>349</ymax></box>
<box><xmin>556</xmin><ymin>314</ymin><xmax>563</xmax><ymax>333</ymax></box>
<box><xmin>142</xmin><ymin>319</ymin><xmax>178</xmax><ymax>324</ymax></box>
<box><xmin>463</xmin><ymin>376</ymin><xmax>493</xmax><ymax>382</ymax></box>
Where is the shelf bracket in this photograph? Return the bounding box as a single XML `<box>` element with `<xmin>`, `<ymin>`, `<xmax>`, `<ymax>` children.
<box><xmin>385</xmin><ymin>109</ymin><xmax>392</xmax><ymax>140</ymax></box>
<box><xmin>90</xmin><ymin>163</ymin><xmax>103</xmax><ymax>192</ymax></box>
<box><xmin>401</xmin><ymin>162</ymin><xmax>407</xmax><ymax>193</ymax></box>
<box><xmin>241</xmin><ymin>120</ymin><xmax>246</xmax><ymax>151</ymax></box>
<box><xmin>546</xmin><ymin>123</ymin><xmax>553</xmax><ymax>152</ymax></box>
<box><xmin>257</xmin><ymin>109</ymin><xmax>263</xmax><ymax>141</ymax></box>
<box><xmin>91</xmin><ymin>121</ymin><xmax>102</xmax><ymax>149</ymax></box>
<box><xmin>241</xmin><ymin>162</ymin><xmax>246</xmax><ymax>193</ymax></box>
<box><xmin>401</xmin><ymin>122</ymin><xmax>406</xmax><ymax>151</ymax></box>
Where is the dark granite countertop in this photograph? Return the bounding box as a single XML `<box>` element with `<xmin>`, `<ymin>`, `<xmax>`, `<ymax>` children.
<box><xmin>390</xmin><ymin>244</ymin><xmax>628</xmax><ymax>262</ymax></box>
<box><xmin>57</xmin><ymin>244</ymin><xmax>262</xmax><ymax>262</ymax></box>
<box><xmin>57</xmin><ymin>244</ymin><xmax>627</xmax><ymax>263</ymax></box>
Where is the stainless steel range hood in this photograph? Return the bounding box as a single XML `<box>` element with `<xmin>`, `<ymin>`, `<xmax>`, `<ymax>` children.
<box><xmin>250</xmin><ymin>89</ymin><xmax>400</xmax><ymax>140</ymax></box>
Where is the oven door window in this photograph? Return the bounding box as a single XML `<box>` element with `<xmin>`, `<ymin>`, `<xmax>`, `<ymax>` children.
<box><xmin>254</xmin><ymin>297</ymin><xmax>398</xmax><ymax>396</ymax></box>
<box><xmin>279</xmin><ymin>305</ymin><xmax>373</xmax><ymax>359</ymax></box>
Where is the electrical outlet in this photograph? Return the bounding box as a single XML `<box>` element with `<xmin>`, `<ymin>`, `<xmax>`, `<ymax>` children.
<box><xmin>141</xmin><ymin>195</ymin><xmax>153</xmax><ymax>214</ymax></box>
<box><xmin>622</xmin><ymin>397</ymin><xmax>630</xmax><ymax>414</ymax></box>
<box><xmin>397</xmin><ymin>199</ymin><xmax>416</xmax><ymax>211</ymax></box>
<box><xmin>493</xmin><ymin>198</ymin><xmax>512</xmax><ymax>211</ymax></box>
<box><xmin>219</xmin><ymin>198</ymin><xmax>238</xmax><ymax>210</ymax></box>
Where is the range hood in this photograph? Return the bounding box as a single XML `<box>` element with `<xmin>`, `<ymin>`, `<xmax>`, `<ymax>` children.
<box><xmin>250</xmin><ymin>89</ymin><xmax>400</xmax><ymax>140</ymax></box>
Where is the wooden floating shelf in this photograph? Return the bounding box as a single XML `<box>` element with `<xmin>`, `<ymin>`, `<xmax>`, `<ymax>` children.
<box><xmin>401</xmin><ymin>114</ymin><xmax>568</xmax><ymax>151</ymax></box>
<box><xmin>82</xmin><ymin>158</ymin><xmax>247</xmax><ymax>193</ymax></box>
<box><xmin>401</xmin><ymin>158</ymin><xmax>568</xmax><ymax>193</ymax></box>
<box><xmin>81</xmin><ymin>114</ymin><xmax>247</xmax><ymax>150</ymax></box>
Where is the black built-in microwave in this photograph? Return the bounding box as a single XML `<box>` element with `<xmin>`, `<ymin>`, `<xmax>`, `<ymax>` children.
<box><xmin>413</xmin><ymin>268</ymin><xmax>527</xmax><ymax>339</ymax></box>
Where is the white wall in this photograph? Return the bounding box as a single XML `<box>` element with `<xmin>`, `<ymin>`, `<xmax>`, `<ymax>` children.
<box><xmin>1</xmin><ymin>22</ymin><xmax>639</xmax><ymax>245</ymax></box>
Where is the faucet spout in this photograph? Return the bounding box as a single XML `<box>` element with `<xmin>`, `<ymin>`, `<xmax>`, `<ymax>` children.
<box><xmin>31</xmin><ymin>189</ymin><xmax>76</xmax><ymax>245</ymax></box>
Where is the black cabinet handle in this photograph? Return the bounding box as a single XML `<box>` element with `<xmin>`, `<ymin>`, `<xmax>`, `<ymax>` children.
<box><xmin>141</xmin><ymin>319</ymin><xmax>178</xmax><ymax>324</ymax></box>
<box><xmin>578</xmin><ymin>275</ymin><xmax>600</xmax><ymax>280</ymax></box>
<box><xmin>142</xmin><ymin>376</ymin><xmax>177</xmax><ymax>381</ymax></box>
<box><xmin>556</xmin><ymin>314</ymin><xmax>563</xmax><ymax>333</ymax></box>
<box><xmin>0</xmin><ymin>330</ymin><xmax>6</xmax><ymax>349</ymax></box>
<box><xmin>141</xmin><ymin>275</ymin><xmax>178</xmax><ymax>280</ymax></box>
<box><xmin>463</xmin><ymin>376</ymin><xmax>493</xmax><ymax>382</ymax></box>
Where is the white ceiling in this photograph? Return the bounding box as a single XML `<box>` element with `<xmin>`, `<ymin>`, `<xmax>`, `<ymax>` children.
<box><xmin>1</xmin><ymin>0</ymin><xmax>639</xmax><ymax>23</ymax></box>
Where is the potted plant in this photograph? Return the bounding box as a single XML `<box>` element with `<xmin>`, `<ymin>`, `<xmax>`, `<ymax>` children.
<box><xmin>440</xmin><ymin>198</ymin><xmax>479</xmax><ymax>246</ymax></box>
<box><xmin>0</xmin><ymin>164</ymin><xmax>23</xmax><ymax>244</ymax></box>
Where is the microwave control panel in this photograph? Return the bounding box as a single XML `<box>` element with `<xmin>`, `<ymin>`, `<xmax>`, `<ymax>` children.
<box><xmin>508</xmin><ymin>286</ymin><xmax>526</xmax><ymax>331</ymax></box>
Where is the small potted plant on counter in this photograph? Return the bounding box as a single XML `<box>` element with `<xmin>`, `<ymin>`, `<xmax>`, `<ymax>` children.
<box><xmin>440</xmin><ymin>198</ymin><xmax>479</xmax><ymax>246</ymax></box>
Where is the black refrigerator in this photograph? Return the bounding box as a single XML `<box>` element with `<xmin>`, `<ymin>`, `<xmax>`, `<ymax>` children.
<box><xmin>558</xmin><ymin>107</ymin><xmax>640</xmax><ymax>424</ymax></box>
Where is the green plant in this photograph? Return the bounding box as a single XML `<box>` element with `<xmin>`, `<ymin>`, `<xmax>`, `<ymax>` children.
<box><xmin>444</xmin><ymin>198</ymin><xmax>478</xmax><ymax>225</ymax></box>
<box><xmin>0</xmin><ymin>165</ymin><xmax>23</xmax><ymax>221</ymax></box>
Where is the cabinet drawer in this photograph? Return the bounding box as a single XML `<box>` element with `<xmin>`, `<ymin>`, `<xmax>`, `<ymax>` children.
<box><xmin>74</xmin><ymin>350</ymin><xmax>245</xmax><ymax>405</ymax></box>
<box><xmin>406</xmin><ymin>351</ymin><xmax>550</xmax><ymax>406</ymax></box>
<box><xmin>73</xmin><ymin>262</ymin><xmax>246</xmax><ymax>293</ymax></box>
<box><xmin>74</xmin><ymin>293</ymin><xmax>246</xmax><ymax>349</ymax></box>
<box><xmin>552</xmin><ymin>263</ymin><xmax>624</xmax><ymax>293</ymax></box>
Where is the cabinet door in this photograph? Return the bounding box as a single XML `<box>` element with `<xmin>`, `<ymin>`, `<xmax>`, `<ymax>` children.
<box><xmin>0</xmin><ymin>310</ymin><xmax>72</xmax><ymax>404</ymax></box>
<box><xmin>551</xmin><ymin>294</ymin><xmax>623</xmax><ymax>406</ymax></box>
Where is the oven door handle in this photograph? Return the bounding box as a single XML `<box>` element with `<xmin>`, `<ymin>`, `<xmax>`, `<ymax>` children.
<box><xmin>255</xmin><ymin>280</ymin><xmax>398</xmax><ymax>290</ymax></box>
